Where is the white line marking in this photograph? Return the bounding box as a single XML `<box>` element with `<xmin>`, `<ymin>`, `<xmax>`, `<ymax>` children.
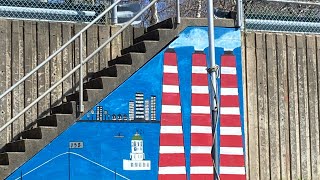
<box><xmin>162</xmin><ymin>105</ymin><xmax>181</xmax><ymax>113</ymax></box>
<box><xmin>191</xmin><ymin>146</ymin><xmax>212</xmax><ymax>154</ymax></box>
<box><xmin>164</xmin><ymin>65</ymin><xmax>178</xmax><ymax>73</ymax></box>
<box><xmin>160</xmin><ymin>146</ymin><xmax>185</xmax><ymax>153</ymax></box>
<box><xmin>158</xmin><ymin>166</ymin><xmax>186</xmax><ymax>174</ymax></box>
<box><xmin>192</xmin><ymin>86</ymin><xmax>209</xmax><ymax>94</ymax></box>
<box><xmin>220</xmin><ymin>147</ymin><xmax>244</xmax><ymax>155</ymax></box>
<box><xmin>221</xmin><ymin>67</ymin><xmax>237</xmax><ymax>74</ymax></box>
<box><xmin>192</xmin><ymin>66</ymin><xmax>207</xmax><ymax>74</ymax></box>
<box><xmin>221</xmin><ymin>88</ymin><xmax>238</xmax><ymax>95</ymax></box>
<box><xmin>163</xmin><ymin>85</ymin><xmax>179</xmax><ymax>93</ymax></box>
<box><xmin>220</xmin><ymin>166</ymin><xmax>246</xmax><ymax>175</ymax></box>
<box><xmin>161</xmin><ymin>126</ymin><xmax>183</xmax><ymax>134</ymax></box>
<box><xmin>220</xmin><ymin>127</ymin><xmax>242</xmax><ymax>135</ymax></box>
<box><xmin>220</xmin><ymin>107</ymin><xmax>240</xmax><ymax>115</ymax></box>
<box><xmin>190</xmin><ymin>166</ymin><xmax>214</xmax><ymax>174</ymax></box>
<box><xmin>191</xmin><ymin>126</ymin><xmax>212</xmax><ymax>133</ymax></box>
<box><xmin>191</xmin><ymin>106</ymin><xmax>211</xmax><ymax>114</ymax></box>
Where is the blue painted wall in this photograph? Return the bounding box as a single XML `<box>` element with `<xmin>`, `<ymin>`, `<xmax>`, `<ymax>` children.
<box><xmin>7</xmin><ymin>27</ymin><xmax>243</xmax><ymax>180</ymax></box>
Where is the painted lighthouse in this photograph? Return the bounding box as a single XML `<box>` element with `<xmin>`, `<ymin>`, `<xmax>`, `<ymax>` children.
<box><xmin>123</xmin><ymin>132</ymin><xmax>151</xmax><ymax>170</ymax></box>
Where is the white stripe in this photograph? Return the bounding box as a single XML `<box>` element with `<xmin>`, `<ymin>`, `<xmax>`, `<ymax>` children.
<box><xmin>162</xmin><ymin>105</ymin><xmax>181</xmax><ymax>113</ymax></box>
<box><xmin>220</xmin><ymin>107</ymin><xmax>240</xmax><ymax>115</ymax></box>
<box><xmin>160</xmin><ymin>146</ymin><xmax>185</xmax><ymax>153</ymax></box>
<box><xmin>221</xmin><ymin>88</ymin><xmax>238</xmax><ymax>95</ymax></box>
<box><xmin>192</xmin><ymin>86</ymin><xmax>209</xmax><ymax>94</ymax></box>
<box><xmin>158</xmin><ymin>166</ymin><xmax>186</xmax><ymax>174</ymax></box>
<box><xmin>220</xmin><ymin>127</ymin><xmax>242</xmax><ymax>135</ymax></box>
<box><xmin>163</xmin><ymin>85</ymin><xmax>179</xmax><ymax>93</ymax></box>
<box><xmin>221</xmin><ymin>67</ymin><xmax>237</xmax><ymax>75</ymax></box>
<box><xmin>191</xmin><ymin>146</ymin><xmax>212</xmax><ymax>154</ymax></box>
<box><xmin>192</xmin><ymin>66</ymin><xmax>207</xmax><ymax>74</ymax></box>
<box><xmin>220</xmin><ymin>147</ymin><xmax>244</xmax><ymax>155</ymax></box>
<box><xmin>220</xmin><ymin>167</ymin><xmax>246</xmax><ymax>175</ymax></box>
<box><xmin>190</xmin><ymin>166</ymin><xmax>214</xmax><ymax>174</ymax></box>
<box><xmin>191</xmin><ymin>106</ymin><xmax>211</xmax><ymax>114</ymax></box>
<box><xmin>191</xmin><ymin>126</ymin><xmax>212</xmax><ymax>133</ymax></box>
<box><xmin>161</xmin><ymin>126</ymin><xmax>183</xmax><ymax>134</ymax></box>
<box><xmin>164</xmin><ymin>65</ymin><xmax>178</xmax><ymax>73</ymax></box>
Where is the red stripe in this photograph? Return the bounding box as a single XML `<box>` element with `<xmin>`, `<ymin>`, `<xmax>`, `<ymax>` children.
<box><xmin>190</xmin><ymin>154</ymin><xmax>213</xmax><ymax>166</ymax></box>
<box><xmin>161</xmin><ymin>113</ymin><xmax>182</xmax><ymax>126</ymax></box>
<box><xmin>220</xmin><ymin>155</ymin><xmax>245</xmax><ymax>166</ymax></box>
<box><xmin>192</xmin><ymin>74</ymin><xmax>209</xmax><ymax>86</ymax></box>
<box><xmin>220</xmin><ymin>95</ymin><xmax>240</xmax><ymax>107</ymax></box>
<box><xmin>219</xmin><ymin>174</ymin><xmax>246</xmax><ymax>180</ymax></box>
<box><xmin>162</xmin><ymin>93</ymin><xmax>181</xmax><ymax>105</ymax></box>
<box><xmin>190</xmin><ymin>174</ymin><xmax>214</xmax><ymax>179</ymax></box>
<box><xmin>220</xmin><ymin>74</ymin><xmax>237</xmax><ymax>88</ymax></box>
<box><xmin>160</xmin><ymin>134</ymin><xmax>184</xmax><ymax>146</ymax></box>
<box><xmin>220</xmin><ymin>115</ymin><xmax>241</xmax><ymax>127</ymax></box>
<box><xmin>163</xmin><ymin>73</ymin><xmax>179</xmax><ymax>85</ymax></box>
<box><xmin>192</xmin><ymin>53</ymin><xmax>207</xmax><ymax>66</ymax></box>
<box><xmin>220</xmin><ymin>135</ymin><xmax>244</xmax><ymax>147</ymax></box>
<box><xmin>158</xmin><ymin>174</ymin><xmax>187</xmax><ymax>180</ymax></box>
<box><xmin>192</xmin><ymin>94</ymin><xmax>210</xmax><ymax>106</ymax></box>
<box><xmin>159</xmin><ymin>153</ymin><xmax>186</xmax><ymax>166</ymax></box>
<box><xmin>221</xmin><ymin>55</ymin><xmax>236</xmax><ymax>67</ymax></box>
<box><xmin>191</xmin><ymin>134</ymin><xmax>212</xmax><ymax>146</ymax></box>
<box><xmin>164</xmin><ymin>52</ymin><xmax>177</xmax><ymax>66</ymax></box>
<box><xmin>191</xmin><ymin>114</ymin><xmax>212</xmax><ymax>126</ymax></box>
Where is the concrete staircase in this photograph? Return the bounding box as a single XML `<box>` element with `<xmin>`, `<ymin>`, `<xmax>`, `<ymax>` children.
<box><xmin>0</xmin><ymin>18</ymin><xmax>178</xmax><ymax>179</ymax></box>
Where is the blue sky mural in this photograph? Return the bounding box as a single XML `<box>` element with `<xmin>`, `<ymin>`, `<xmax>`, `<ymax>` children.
<box><xmin>6</xmin><ymin>26</ymin><xmax>243</xmax><ymax>180</ymax></box>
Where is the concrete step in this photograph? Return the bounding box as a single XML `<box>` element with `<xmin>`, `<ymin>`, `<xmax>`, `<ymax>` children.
<box><xmin>133</xmin><ymin>29</ymin><xmax>171</xmax><ymax>44</ymax></box>
<box><xmin>121</xmin><ymin>40</ymin><xmax>159</xmax><ymax>55</ymax></box>
<box><xmin>91</xmin><ymin>64</ymin><xmax>131</xmax><ymax>79</ymax></box>
<box><xmin>37</xmin><ymin>114</ymin><xmax>75</xmax><ymax>135</ymax></box>
<box><xmin>21</xmin><ymin>127</ymin><xmax>57</xmax><ymax>140</ymax></box>
<box><xmin>147</xmin><ymin>18</ymin><xmax>174</xmax><ymax>32</ymax></box>
<box><xmin>3</xmin><ymin>139</ymin><xmax>44</xmax><ymax>153</ymax></box>
<box><xmin>0</xmin><ymin>152</ymin><xmax>26</xmax><ymax>166</ymax></box>
<box><xmin>51</xmin><ymin>101</ymin><xmax>76</xmax><ymax>114</ymax></box>
<box><xmin>66</xmin><ymin>89</ymin><xmax>104</xmax><ymax>102</ymax></box>
<box><xmin>108</xmin><ymin>52</ymin><xmax>145</xmax><ymax>66</ymax></box>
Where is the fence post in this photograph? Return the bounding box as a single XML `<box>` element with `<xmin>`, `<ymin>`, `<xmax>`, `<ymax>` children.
<box><xmin>111</xmin><ymin>0</ymin><xmax>118</xmax><ymax>24</ymax></box>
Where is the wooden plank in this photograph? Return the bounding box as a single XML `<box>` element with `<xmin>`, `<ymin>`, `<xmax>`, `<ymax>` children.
<box><xmin>98</xmin><ymin>24</ymin><xmax>110</xmax><ymax>69</ymax></box>
<box><xmin>11</xmin><ymin>20</ymin><xmax>24</xmax><ymax>140</ymax></box>
<box><xmin>62</xmin><ymin>23</ymin><xmax>74</xmax><ymax>102</ymax></box>
<box><xmin>24</xmin><ymin>21</ymin><xmax>38</xmax><ymax>128</ymax></box>
<box><xmin>316</xmin><ymin>35</ymin><xmax>320</xmax><ymax>180</ymax></box>
<box><xmin>296</xmin><ymin>34</ymin><xmax>311</xmax><ymax>180</ymax></box>
<box><xmin>86</xmin><ymin>25</ymin><xmax>98</xmax><ymax>77</ymax></box>
<box><xmin>255</xmin><ymin>33</ymin><xmax>270</xmax><ymax>180</ymax></box>
<box><xmin>122</xmin><ymin>26</ymin><xmax>133</xmax><ymax>49</ymax></box>
<box><xmin>49</xmin><ymin>22</ymin><xmax>63</xmax><ymax>108</ymax></box>
<box><xmin>37</xmin><ymin>22</ymin><xmax>50</xmax><ymax>118</ymax></box>
<box><xmin>5</xmin><ymin>20</ymin><xmax>12</xmax><ymax>144</ymax></box>
<box><xmin>276</xmin><ymin>34</ymin><xmax>291</xmax><ymax>180</ymax></box>
<box><xmin>306</xmin><ymin>35</ymin><xmax>320</xmax><ymax>180</ymax></box>
<box><xmin>245</xmin><ymin>32</ymin><xmax>260</xmax><ymax>180</ymax></box>
<box><xmin>110</xmin><ymin>25</ymin><xmax>122</xmax><ymax>60</ymax></box>
<box><xmin>241</xmin><ymin>31</ymin><xmax>249</xmax><ymax>180</ymax></box>
<box><xmin>287</xmin><ymin>34</ymin><xmax>301</xmax><ymax>178</ymax></box>
<box><xmin>0</xmin><ymin>20</ymin><xmax>11</xmax><ymax>147</ymax></box>
<box><xmin>266</xmin><ymin>33</ymin><xmax>280</xmax><ymax>180</ymax></box>
<box><xmin>74</xmin><ymin>24</ymin><xmax>87</xmax><ymax>84</ymax></box>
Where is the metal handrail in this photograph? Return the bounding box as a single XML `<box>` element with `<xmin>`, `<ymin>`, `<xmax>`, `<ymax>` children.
<box><xmin>0</xmin><ymin>0</ymin><xmax>161</xmax><ymax>133</ymax></box>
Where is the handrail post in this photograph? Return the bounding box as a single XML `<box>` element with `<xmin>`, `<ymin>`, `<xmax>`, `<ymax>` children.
<box><xmin>111</xmin><ymin>0</ymin><xmax>118</xmax><ymax>24</ymax></box>
<box><xmin>176</xmin><ymin>0</ymin><xmax>180</xmax><ymax>24</ymax></box>
<box><xmin>79</xmin><ymin>33</ymin><xmax>84</xmax><ymax>113</ymax></box>
<box><xmin>237</xmin><ymin>0</ymin><xmax>243</xmax><ymax>28</ymax></box>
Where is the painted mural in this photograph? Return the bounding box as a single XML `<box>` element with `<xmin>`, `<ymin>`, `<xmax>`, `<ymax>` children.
<box><xmin>6</xmin><ymin>27</ymin><xmax>245</xmax><ymax>180</ymax></box>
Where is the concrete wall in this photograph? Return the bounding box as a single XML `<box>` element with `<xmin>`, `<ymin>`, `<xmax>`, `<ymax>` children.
<box><xmin>243</xmin><ymin>32</ymin><xmax>320</xmax><ymax>180</ymax></box>
<box><xmin>0</xmin><ymin>19</ymin><xmax>141</xmax><ymax>147</ymax></box>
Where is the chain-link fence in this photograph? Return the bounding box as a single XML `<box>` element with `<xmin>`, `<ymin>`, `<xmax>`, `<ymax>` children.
<box><xmin>0</xmin><ymin>0</ymin><xmax>112</xmax><ymax>23</ymax></box>
<box><xmin>244</xmin><ymin>0</ymin><xmax>320</xmax><ymax>33</ymax></box>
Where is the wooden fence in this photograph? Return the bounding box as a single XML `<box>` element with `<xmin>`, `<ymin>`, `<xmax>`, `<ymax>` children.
<box><xmin>0</xmin><ymin>19</ymin><xmax>143</xmax><ymax>147</ymax></box>
<box><xmin>243</xmin><ymin>31</ymin><xmax>320</xmax><ymax>180</ymax></box>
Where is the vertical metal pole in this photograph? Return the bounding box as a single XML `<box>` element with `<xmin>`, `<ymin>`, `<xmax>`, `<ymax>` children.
<box><xmin>176</xmin><ymin>0</ymin><xmax>181</xmax><ymax>24</ymax></box>
<box><xmin>79</xmin><ymin>33</ymin><xmax>84</xmax><ymax>113</ymax></box>
<box><xmin>111</xmin><ymin>0</ymin><xmax>118</xmax><ymax>24</ymax></box>
<box><xmin>208</xmin><ymin>0</ymin><xmax>219</xmax><ymax>178</ymax></box>
<box><xmin>237</xmin><ymin>0</ymin><xmax>243</xmax><ymax>28</ymax></box>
